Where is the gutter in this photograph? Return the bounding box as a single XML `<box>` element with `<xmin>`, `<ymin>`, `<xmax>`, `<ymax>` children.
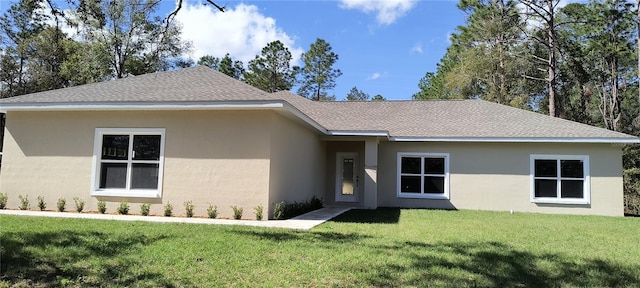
<box><xmin>390</xmin><ymin>136</ymin><xmax>640</xmax><ymax>144</ymax></box>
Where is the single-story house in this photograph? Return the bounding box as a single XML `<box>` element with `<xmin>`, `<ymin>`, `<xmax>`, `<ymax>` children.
<box><xmin>0</xmin><ymin>66</ymin><xmax>638</xmax><ymax>218</ymax></box>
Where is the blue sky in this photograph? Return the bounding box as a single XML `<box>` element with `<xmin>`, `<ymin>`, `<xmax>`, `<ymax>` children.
<box><xmin>168</xmin><ymin>0</ymin><xmax>466</xmax><ymax>100</ymax></box>
<box><xmin>0</xmin><ymin>0</ymin><xmax>467</xmax><ymax>100</ymax></box>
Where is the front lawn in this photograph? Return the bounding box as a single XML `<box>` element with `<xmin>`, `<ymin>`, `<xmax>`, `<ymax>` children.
<box><xmin>1</xmin><ymin>209</ymin><xmax>639</xmax><ymax>287</ymax></box>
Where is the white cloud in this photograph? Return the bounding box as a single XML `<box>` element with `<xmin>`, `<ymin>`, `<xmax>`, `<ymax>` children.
<box><xmin>411</xmin><ymin>43</ymin><xmax>423</xmax><ymax>54</ymax></box>
<box><xmin>176</xmin><ymin>3</ymin><xmax>303</xmax><ymax>65</ymax></box>
<box><xmin>36</xmin><ymin>7</ymin><xmax>83</xmax><ymax>40</ymax></box>
<box><xmin>368</xmin><ymin>72</ymin><xmax>381</xmax><ymax>80</ymax></box>
<box><xmin>339</xmin><ymin>0</ymin><xmax>417</xmax><ymax>25</ymax></box>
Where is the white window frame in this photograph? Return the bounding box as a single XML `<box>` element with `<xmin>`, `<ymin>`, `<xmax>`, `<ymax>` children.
<box><xmin>91</xmin><ymin>128</ymin><xmax>166</xmax><ymax>198</ymax></box>
<box><xmin>530</xmin><ymin>154</ymin><xmax>590</xmax><ymax>205</ymax></box>
<box><xmin>397</xmin><ymin>152</ymin><xmax>450</xmax><ymax>199</ymax></box>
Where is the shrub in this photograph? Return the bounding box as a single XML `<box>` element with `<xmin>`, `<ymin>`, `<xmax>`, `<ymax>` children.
<box><xmin>272</xmin><ymin>201</ymin><xmax>284</xmax><ymax>220</ymax></box>
<box><xmin>206</xmin><ymin>203</ymin><xmax>218</xmax><ymax>219</ymax></box>
<box><xmin>275</xmin><ymin>196</ymin><xmax>324</xmax><ymax>220</ymax></box>
<box><xmin>254</xmin><ymin>204</ymin><xmax>264</xmax><ymax>221</ymax></box>
<box><xmin>164</xmin><ymin>202</ymin><xmax>173</xmax><ymax>217</ymax></box>
<box><xmin>97</xmin><ymin>200</ymin><xmax>107</xmax><ymax>214</ymax></box>
<box><xmin>0</xmin><ymin>192</ymin><xmax>7</xmax><ymax>209</ymax></box>
<box><xmin>18</xmin><ymin>194</ymin><xmax>30</xmax><ymax>210</ymax></box>
<box><xmin>117</xmin><ymin>200</ymin><xmax>129</xmax><ymax>215</ymax></box>
<box><xmin>37</xmin><ymin>196</ymin><xmax>47</xmax><ymax>211</ymax></box>
<box><xmin>140</xmin><ymin>203</ymin><xmax>151</xmax><ymax>216</ymax></box>
<box><xmin>73</xmin><ymin>197</ymin><xmax>85</xmax><ymax>213</ymax></box>
<box><xmin>57</xmin><ymin>198</ymin><xmax>66</xmax><ymax>212</ymax></box>
<box><xmin>231</xmin><ymin>205</ymin><xmax>243</xmax><ymax>220</ymax></box>
<box><xmin>184</xmin><ymin>201</ymin><xmax>195</xmax><ymax>218</ymax></box>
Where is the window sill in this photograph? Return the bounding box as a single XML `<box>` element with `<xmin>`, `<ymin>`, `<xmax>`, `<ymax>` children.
<box><xmin>92</xmin><ymin>189</ymin><xmax>161</xmax><ymax>198</ymax></box>
<box><xmin>398</xmin><ymin>193</ymin><xmax>450</xmax><ymax>200</ymax></box>
<box><xmin>532</xmin><ymin>198</ymin><xmax>590</xmax><ymax>205</ymax></box>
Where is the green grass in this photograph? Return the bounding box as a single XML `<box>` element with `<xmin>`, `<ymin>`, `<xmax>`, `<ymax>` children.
<box><xmin>1</xmin><ymin>209</ymin><xmax>639</xmax><ymax>287</ymax></box>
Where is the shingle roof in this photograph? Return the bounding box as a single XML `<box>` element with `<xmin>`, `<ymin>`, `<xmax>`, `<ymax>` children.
<box><xmin>1</xmin><ymin>66</ymin><xmax>637</xmax><ymax>142</ymax></box>
<box><xmin>0</xmin><ymin>66</ymin><xmax>273</xmax><ymax>103</ymax></box>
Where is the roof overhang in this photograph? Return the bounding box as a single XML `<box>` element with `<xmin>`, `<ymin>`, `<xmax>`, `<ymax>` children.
<box><xmin>389</xmin><ymin>136</ymin><xmax>640</xmax><ymax>144</ymax></box>
<box><xmin>326</xmin><ymin>130</ymin><xmax>390</xmax><ymax>137</ymax></box>
<box><xmin>0</xmin><ymin>101</ymin><xmax>284</xmax><ymax>112</ymax></box>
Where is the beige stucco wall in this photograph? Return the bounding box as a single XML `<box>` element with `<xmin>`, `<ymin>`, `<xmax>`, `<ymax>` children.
<box><xmin>377</xmin><ymin>141</ymin><xmax>624</xmax><ymax>216</ymax></box>
<box><xmin>0</xmin><ymin>110</ymin><xmax>273</xmax><ymax>219</ymax></box>
<box><xmin>268</xmin><ymin>113</ymin><xmax>325</xmax><ymax>217</ymax></box>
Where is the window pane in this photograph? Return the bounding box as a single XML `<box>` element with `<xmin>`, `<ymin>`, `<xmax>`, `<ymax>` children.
<box><xmin>401</xmin><ymin>157</ymin><xmax>421</xmax><ymax>174</ymax></box>
<box><xmin>131</xmin><ymin>163</ymin><xmax>159</xmax><ymax>189</ymax></box>
<box><xmin>400</xmin><ymin>176</ymin><xmax>421</xmax><ymax>193</ymax></box>
<box><xmin>424</xmin><ymin>158</ymin><xmax>445</xmax><ymax>174</ymax></box>
<box><xmin>534</xmin><ymin>179</ymin><xmax>557</xmax><ymax>198</ymax></box>
<box><xmin>341</xmin><ymin>158</ymin><xmax>354</xmax><ymax>196</ymax></box>
<box><xmin>535</xmin><ymin>160</ymin><xmax>557</xmax><ymax>177</ymax></box>
<box><xmin>133</xmin><ymin>135</ymin><xmax>161</xmax><ymax>160</ymax></box>
<box><xmin>424</xmin><ymin>176</ymin><xmax>445</xmax><ymax>194</ymax></box>
<box><xmin>561</xmin><ymin>160</ymin><xmax>583</xmax><ymax>178</ymax></box>
<box><xmin>561</xmin><ymin>180</ymin><xmax>584</xmax><ymax>198</ymax></box>
<box><xmin>102</xmin><ymin>135</ymin><xmax>129</xmax><ymax>160</ymax></box>
<box><xmin>100</xmin><ymin>163</ymin><xmax>127</xmax><ymax>188</ymax></box>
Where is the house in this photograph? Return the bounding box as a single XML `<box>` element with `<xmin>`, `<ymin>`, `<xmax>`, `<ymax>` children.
<box><xmin>0</xmin><ymin>66</ymin><xmax>638</xmax><ymax>218</ymax></box>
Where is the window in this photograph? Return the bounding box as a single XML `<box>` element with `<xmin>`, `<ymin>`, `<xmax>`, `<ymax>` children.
<box><xmin>397</xmin><ymin>153</ymin><xmax>449</xmax><ymax>199</ymax></box>
<box><xmin>530</xmin><ymin>154</ymin><xmax>590</xmax><ymax>204</ymax></box>
<box><xmin>91</xmin><ymin>128</ymin><xmax>165</xmax><ymax>198</ymax></box>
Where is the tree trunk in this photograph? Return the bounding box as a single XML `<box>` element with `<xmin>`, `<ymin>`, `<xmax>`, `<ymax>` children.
<box><xmin>637</xmin><ymin>0</ymin><xmax>640</xmax><ymax>124</ymax></box>
<box><xmin>547</xmin><ymin>0</ymin><xmax>557</xmax><ymax>117</ymax></box>
<box><xmin>498</xmin><ymin>0</ymin><xmax>506</xmax><ymax>105</ymax></box>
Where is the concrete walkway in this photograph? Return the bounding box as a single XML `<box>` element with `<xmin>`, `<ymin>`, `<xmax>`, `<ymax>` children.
<box><xmin>0</xmin><ymin>207</ymin><xmax>352</xmax><ymax>230</ymax></box>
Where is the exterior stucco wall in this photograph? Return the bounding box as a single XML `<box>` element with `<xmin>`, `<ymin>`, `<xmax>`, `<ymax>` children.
<box><xmin>377</xmin><ymin>142</ymin><xmax>624</xmax><ymax>216</ymax></box>
<box><xmin>268</xmin><ymin>113</ymin><xmax>325</xmax><ymax>217</ymax></box>
<box><xmin>0</xmin><ymin>110</ymin><xmax>272</xmax><ymax>218</ymax></box>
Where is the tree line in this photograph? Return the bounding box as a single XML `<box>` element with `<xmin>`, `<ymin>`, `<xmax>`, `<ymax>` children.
<box><xmin>412</xmin><ymin>0</ymin><xmax>640</xmax><ymax>214</ymax></box>
<box><xmin>0</xmin><ymin>0</ymin><xmax>385</xmax><ymax>101</ymax></box>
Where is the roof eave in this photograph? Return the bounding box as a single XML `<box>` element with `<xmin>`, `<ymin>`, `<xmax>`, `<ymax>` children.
<box><xmin>326</xmin><ymin>130</ymin><xmax>390</xmax><ymax>137</ymax></box>
<box><xmin>0</xmin><ymin>101</ymin><xmax>285</xmax><ymax>112</ymax></box>
<box><xmin>389</xmin><ymin>136</ymin><xmax>640</xmax><ymax>144</ymax></box>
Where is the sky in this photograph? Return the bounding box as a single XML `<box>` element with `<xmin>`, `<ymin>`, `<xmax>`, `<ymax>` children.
<box><xmin>0</xmin><ymin>0</ymin><xmax>468</xmax><ymax>100</ymax></box>
<box><xmin>167</xmin><ymin>0</ymin><xmax>466</xmax><ymax>100</ymax></box>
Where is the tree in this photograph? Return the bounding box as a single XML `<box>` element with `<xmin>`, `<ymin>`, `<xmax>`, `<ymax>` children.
<box><xmin>0</xmin><ymin>0</ymin><xmax>49</xmax><ymax>97</ymax></box>
<box><xmin>345</xmin><ymin>86</ymin><xmax>369</xmax><ymax>101</ymax></box>
<box><xmin>219</xmin><ymin>53</ymin><xmax>244</xmax><ymax>80</ymax></box>
<box><xmin>198</xmin><ymin>55</ymin><xmax>220</xmax><ymax>70</ymax></box>
<box><xmin>371</xmin><ymin>94</ymin><xmax>386</xmax><ymax>101</ymax></box>
<box><xmin>198</xmin><ymin>54</ymin><xmax>244</xmax><ymax>79</ymax></box>
<box><xmin>23</xmin><ymin>27</ymin><xmax>75</xmax><ymax>91</ymax></box>
<box><xmin>413</xmin><ymin>72</ymin><xmax>454</xmax><ymax>100</ymax></box>
<box><xmin>636</xmin><ymin>0</ymin><xmax>640</xmax><ymax>129</ymax></box>
<box><xmin>243</xmin><ymin>41</ymin><xmax>298</xmax><ymax>92</ymax></box>
<box><xmin>445</xmin><ymin>0</ymin><xmax>532</xmax><ymax>108</ymax></box>
<box><xmin>298</xmin><ymin>38</ymin><xmax>342</xmax><ymax>101</ymax></box>
<box><xmin>552</xmin><ymin>1</ymin><xmax>635</xmax><ymax>126</ymax></box>
<box><xmin>78</xmin><ymin>0</ymin><xmax>190</xmax><ymax>78</ymax></box>
<box><xmin>519</xmin><ymin>0</ymin><xmax>563</xmax><ymax>116</ymax></box>
<box><xmin>590</xmin><ymin>0</ymin><xmax>635</xmax><ymax>132</ymax></box>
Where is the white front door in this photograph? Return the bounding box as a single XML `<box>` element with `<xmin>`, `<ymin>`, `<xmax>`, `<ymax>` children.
<box><xmin>335</xmin><ymin>152</ymin><xmax>359</xmax><ymax>203</ymax></box>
